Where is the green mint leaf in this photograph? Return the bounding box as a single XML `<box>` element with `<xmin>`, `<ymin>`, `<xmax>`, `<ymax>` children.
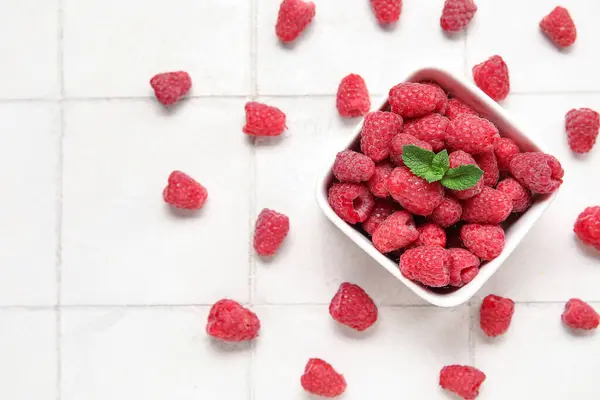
<box><xmin>441</xmin><ymin>165</ymin><xmax>484</xmax><ymax>190</ymax></box>
<box><xmin>402</xmin><ymin>145</ymin><xmax>436</xmax><ymax>180</ymax></box>
<box><xmin>422</xmin><ymin>166</ymin><xmax>446</xmax><ymax>183</ymax></box>
<box><xmin>432</xmin><ymin>149</ymin><xmax>450</xmax><ymax>171</ymax></box>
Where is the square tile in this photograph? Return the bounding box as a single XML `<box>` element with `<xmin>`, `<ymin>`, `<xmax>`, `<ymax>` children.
<box><xmin>0</xmin><ymin>309</ymin><xmax>56</xmax><ymax>400</ymax></box>
<box><xmin>63</xmin><ymin>0</ymin><xmax>251</xmax><ymax>97</ymax></box>
<box><xmin>474</xmin><ymin>303</ymin><xmax>600</xmax><ymax>399</ymax></box>
<box><xmin>0</xmin><ymin>103</ymin><xmax>59</xmax><ymax>305</ymax></box>
<box><xmin>254</xmin><ymin>305</ymin><xmax>470</xmax><ymax>399</ymax></box>
<box><xmin>257</xmin><ymin>0</ymin><xmax>465</xmax><ymax>95</ymax></box>
<box><xmin>61</xmin><ymin>307</ymin><xmax>249</xmax><ymax>400</ymax></box>
<box><xmin>62</xmin><ymin>99</ymin><xmax>250</xmax><ymax>305</ymax></box>
<box><xmin>0</xmin><ymin>0</ymin><xmax>59</xmax><ymax>99</ymax></box>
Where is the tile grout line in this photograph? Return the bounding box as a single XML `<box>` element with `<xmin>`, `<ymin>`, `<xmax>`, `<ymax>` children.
<box><xmin>468</xmin><ymin>301</ymin><xmax>476</xmax><ymax>366</ymax></box>
<box><xmin>463</xmin><ymin>29</ymin><xmax>468</xmax><ymax>78</ymax></box>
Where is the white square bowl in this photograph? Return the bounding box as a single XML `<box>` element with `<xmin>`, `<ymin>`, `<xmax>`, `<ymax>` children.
<box><xmin>316</xmin><ymin>67</ymin><xmax>560</xmax><ymax>307</ymax></box>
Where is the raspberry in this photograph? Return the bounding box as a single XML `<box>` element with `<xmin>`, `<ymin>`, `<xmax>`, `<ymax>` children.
<box><xmin>440</xmin><ymin>0</ymin><xmax>477</xmax><ymax>33</ymax></box>
<box><xmin>361</xmin><ymin>111</ymin><xmax>403</xmax><ymax>162</ymax></box>
<box><xmin>333</xmin><ymin>150</ymin><xmax>375</xmax><ymax>183</ymax></box>
<box><xmin>422</xmin><ymin>81</ymin><xmax>448</xmax><ymax>114</ymax></box>
<box><xmin>448</xmin><ymin>151</ymin><xmax>483</xmax><ymax>200</ymax></box>
<box><xmin>362</xmin><ymin>199</ymin><xmax>396</xmax><ymax>235</ymax></box>
<box><xmin>440</xmin><ymin>365</ymin><xmax>486</xmax><ymax>400</ymax></box>
<box><xmin>461</xmin><ymin>224</ymin><xmax>505</xmax><ymax>260</ymax></box>
<box><xmin>329</xmin><ymin>282</ymin><xmax>378</xmax><ymax>331</ymax></box>
<box><xmin>372</xmin><ymin>211</ymin><xmax>419</xmax><ymax>253</ymax></box>
<box><xmin>328</xmin><ymin>183</ymin><xmax>375</xmax><ymax>224</ymax></box>
<box><xmin>412</xmin><ymin>223</ymin><xmax>447</xmax><ymax>248</ymax></box>
<box><xmin>446</xmin><ymin>114</ymin><xmax>500</xmax><ymax>155</ymax></box>
<box><xmin>474</xmin><ymin>151</ymin><xmax>499</xmax><ymax>187</ymax></box>
<box><xmin>562</xmin><ymin>298</ymin><xmax>599</xmax><ymax>331</ymax></box>
<box><xmin>370</xmin><ymin>0</ymin><xmax>402</xmax><ymax>24</ymax></box>
<box><xmin>445</xmin><ymin>98</ymin><xmax>478</xmax><ymax>120</ymax></box>
<box><xmin>402</xmin><ymin>113</ymin><xmax>450</xmax><ymax>152</ymax></box>
<box><xmin>494</xmin><ymin>137</ymin><xmax>520</xmax><ymax>171</ymax></box>
<box><xmin>472</xmin><ymin>55</ymin><xmax>510</xmax><ymax>101</ymax></box>
<box><xmin>496</xmin><ymin>178</ymin><xmax>532</xmax><ymax>213</ymax></box>
<box><xmin>509</xmin><ymin>152</ymin><xmax>564</xmax><ymax>194</ymax></box>
<box><xmin>163</xmin><ymin>171</ymin><xmax>208</xmax><ymax>210</ymax></box>
<box><xmin>336</xmin><ymin>74</ymin><xmax>370</xmax><ymax>118</ymax></box>
<box><xmin>243</xmin><ymin>102</ymin><xmax>287</xmax><ymax>137</ymax></box>
<box><xmin>150</xmin><ymin>71</ymin><xmax>191</xmax><ymax>106</ymax></box>
<box><xmin>447</xmin><ymin>248</ymin><xmax>480</xmax><ymax>287</ymax></box>
<box><xmin>301</xmin><ymin>358</ymin><xmax>347</xmax><ymax>398</ymax></box>
<box><xmin>367</xmin><ymin>162</ymin><xmax>394</xmax><ymax>198</ymax></box>
<box><xmin>388</xmin><ymin>82</ymin><xmax>438</xmax><ymax>118</ymax></box>
<box><xmin>388</xmin><ymin>166</ymin><xmax>444</xmax><ymax>216</ymax></box>
<box><xmin>430</xmin><ymin>196</ymin><xmax>463</xmax><ymax>228</ymax></box>
<box><xmin>480</xmin><ymin>294</ymin><xmax>515</xmax><ymax>337</ymax></box>
<box><xmin>462</xmin><ymin>186</ymin><xmax>513</xmax><ymax>224</ymax></box>
<box><xmin>574</xmin><ymin>206</ymin><xmax>600</xmax><ymax>251</ymax></box>
<box><xmin>275</xmin><ymin>0</ymin><xmax>316</xmax><ymax>44</ymax></box>
<box><xmin>400</xmin><ymin>245</ymin><xmax>450</xmax><ymax>287</ymax></box>
<box><xmin>565</xmin><ymin>108</ymin><xmax>599</xmax><ymax>154</ymax></box>
<box><xmin>540</xmin><ymin>6</ymin><xmax>577</xmax><ymax>48</ymax></box>
<box><xmin>389</xmin><ymin>133</ymin><xmax>433</xmax><ymax>166</ymax></box>
<box><xmin>253</xmin><ymin>209</ymin><xmax>290</xmax><ymax>256</ymax></box>
<box><xmin>206</xmin><ymin>299</ymin><xmax>260</xmax><ymax>342</ymax></box>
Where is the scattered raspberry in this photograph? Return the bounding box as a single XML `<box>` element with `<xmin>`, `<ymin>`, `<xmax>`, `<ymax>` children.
<box><xmin>412</xmin><ymin>223</ymin><xmax>447</xmax><ymax>248</ymax></box>
<box><xmin>243</xmin><ymin>102</ymin><xmax>287</xmax><ymax>137</ymax></box>
<box><xmin>275</xmin><ymin>0</ymin><xmax>316</xmax><ymax>43</ymax></box>
<box><xmin>150</xmin><ymin>71</ymin><xmax>192</xmax><ymax>106</ymax></box>
<box><xmin>474</xmin><ymin>151</ymin><xmax>499</xmax><ymax>187</ymax></box>
<box><xmin>163</xmin><ymin>171</ymin><xmax>208</xmax><ymax>210</ymax></box>
<box><xmin>445</xmin><ymin>98</ymin><xmax>478</xmax><ymax>120</ymax></box>
<box><xmin>372</xmin><ymin>211</ymin><xmax>419</xmax><ymax>253</ymax></box>
<box><xmin>480</xmin><ymin>294</ymin><xmax>515</xmax><ymax>337</ymax></box>
<box><xmin>388</xmin><ymin>166</ymin><xmax>444</xmax><ymax>216</ymax></box>
<box><xmin>370</xmin><ymin>0</ymin><xmax>402</xmax><ymax>24</ymax></box>
<box><xmin>253</xmin><ymin>209</ymin><xmax>290</xmax><ymax>256</ymax></box>
<box><xmin>362</xmin><ymin>199</ymin><xmax>396</xmax><ymax>235</ymax></box>
<box><xmin>540</xmin><ymin>6</ymin><xmax>577</xmax><ymax>48</ymax></box>
<box><xmin>206</xmin><ymin>299</ymin><xmax>260</xmax><ymax>342</ymax></box>
<box><xmin>400</xmin><ymin>245</ymin><xmax>450</xmax><ymax>287</ymax></box>
<box><xmin>388</xmin><ymin>82</ymin><xmax>438</xmax><ymax>118</ymax></box>
<box><xmin>336</xmin><ymin>74</ymin><xmax>371</xmax><ymax>118</ymax></box>
<box><xmin>446</xmin><ymin>114</ymin><xmax>500</xmax><ymax>155</ymax></box>
<box><xmin>329</xmin><ymin>282</ymin><xmax>378</xmax><ymax>331</ymax></box>
<box><xmin>367</xmin><ymin>162</ymin><xmax>394</xmax><ymax>198</ymax></box>
<box><xmin>430</xmin><ymin>197</ymin><xmax>463</xmax><ymax>228</ymax></box>
<box><xmin>422</xmin><ymin>81</ymin><xmax>448</xmax><ymax>114</ymax></box>
<box><xmin>448</xmin><ymin>151</ymin><xmax>483</xmax><ymax>200</ymax></box>
<box><xmin>328</xmin><ymin>183</ymin><xmax>375</xmax><ymax>224</ymax></box>
<box><xmin>496</xmin><ymin>178</ymin><xmax>532</xmax><ymax>213</ymax></box>
<box><xmin>402</xmin><ymin>113</ymin><xmax>450</xmax><ymax>152</ymax></box>
<box><xmin>333</xmin><ymin>150</ymin><xmax>375</xmax><ymax>183</ymax></box>
<box><xmin>361</xmin><ymin>111</ymin><xmax>403</xmax><ymax>161</ymax></box>
<box><xmin>447</xmin><ymin>248</ymin><xmax>480</xmax><ymax>287</ymax></box>
<box><xmin>565</xmin><ymin>108</ymin><xmax>599</xmax><ymax>154</ymax></box>
<box><xmin>440</xmin><ymin>0</ymin><xmax>477</xmax><ymax>33</ymax></box>
<box><xmin>462</xmin><ymin>186</ymin><xmax>513</xmax><ymax>224</ymax></box>
<box><xmin>301</xmin><ymin>358</ymin><xmax>347</xmax><ymax>398</ymax></box>
<box><xmin>461</xmin><ymin>224</ymin><xmax>505</xmax><ymax>260</ymax></box>
<box><xmin>389</xmin><ymin>133</ymin><xmax>433</xmax><ymax>166</ymax></box>
<box><xmin>472</xmin><ymin>55</ymin><xmax>510</xmax><ymax>101</ymax></box>
<box><xmin>509</xmin><ymin>152</ymin><xmax>564</xmax><ymax>194</ymax></box>
<box><xmin>440</xmin><ymin>365</ymin><xmax>486</xmax><ymax>400</ymax></box>
<box><xmin>562</xmin><ymin>298</ymin><xmax>599</xmax><ymax>331</ymax></box>
<box><xmin>494</xmin><ymin>137</ymin><xmax>521</xmax><ymax>171</ymax></box>
<box><xmin>574</xmin><ymin>206</ymin><xmax>600</xmax><ymax>251</ymax></box>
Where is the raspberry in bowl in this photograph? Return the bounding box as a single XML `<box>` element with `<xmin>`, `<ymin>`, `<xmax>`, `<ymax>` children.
<box><xmin>316</xmin><ymin>68</ymin><xmax>563</xmax><ymax>307</ymax></box>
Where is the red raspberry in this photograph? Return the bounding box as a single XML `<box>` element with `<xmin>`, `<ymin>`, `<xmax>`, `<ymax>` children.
<box><xmin>336</xmin><ymin>74</ymin><xmax>370</xmax><ymax>118</ymax></box>
<box><xmin>328</xmin><ymin>183</ymin><xmax>375</xmax><ymax>224</ymax></box>
<box><xmin>562</xmin><ymin>298</ymin><xmax>599</xmax><ymax>331</ymax></box>
<box><xmin>372</xmin><ymin>211</ymin><xmax>419</xmax><ymax>253</ymax></box>
<box><xmin>400</xmin><ymin>245</ymin><xmax>450</xmax><ymax>287</ymax></box>
<box><xmin>243</xmin><ymin>102</ymin><xmax>287</xmax><ymax>137</ymax></box>
<box><xmin>540</xmin><ymin>6</ymin><xmax>577</xmax><ymax>48</ymax></box>
<box><xmin>430</xmin><ymin>196</ymin><xmax>463</xmax><ymax>228</ymax></box>
<box><xmin>361</xmin><ymin>111</ymin><xmax>403</xmax><ymax>162</ymax></box>
<box><xmin>448</xmin><ymin>151</ymin><xmax>483</xmax><ymax>200</ymax></box>
<box><xmin>301</xmin><ymin>358</ymin><xmax>347</xmax><ymax>398</ymax></box>
<box><xmin>389</xmin><ymin>133</ymin><xmax>433</xmax><ymax>166</ymax></box>
<box><xmin>496</xmin><ymin>178</ymin><xmax>532</xmax><ymax>213</ymax></box>
<box><xmin>412</xmin><ymin>223</ymin><xmax>447</xmax><ymax>248</ymax></box>
<box><xmin>440</xmin><ymin>0</ymin><xmax>477</xmax><ymax>33</ymax></box>
<box><xmin>253</xmin><ymin>209</ymin><xmax>290</xmax><ymax>256</ymax></box>
<box><xmin>402</xmin><ymin>113</ymin><xmax>450</xmax><ymax>152</ymax></box>
<box><xmin>494</xmin><ymin>137</ymin><xmax>520</xmax><ymax>171</ymax></box>
<box><xmin>472</xmin><ymin>55</ymin><xmax>510</xmax><ymax>101</ymax></box>
<box><xmin>440</xmin><ymin>365</ymin><xmax>486</xmax><ymax>400</ymax></box>
<box><xmin>362</xmin><ymin>199</ymin><xmax>396</xmax><ymax>235</ymax></box>
<box><xmin>445</xmin><ymin>98</ymin><xmax>478</xmax><ymax>120</ymax></box>
<box><xmin>509</xmin><ymin>152</ymin><xmax>564</xmax><ymax>194</ymax></box>
<box><xmin>462</xmin><ymin>186</ymin><xmax>513</xmax><ymax>224</ymax></box>
<box><xmin>150</xmin><ymin>71</ymin><xmax>191</xmax><ymax>106</ymax></box>
<box><xmin>480</xmin><ymin>294</ymin><xmax>515</xmax><ymax>337</ymax></box>
<box><xmin>329</xmin><ymin>282</ymin><xmax>378</xmax><ymax>331</ymax></box>
<box><xmin>333</xmin><ymin>150</ymin><xmax>375</xmax><ymax>183</ymax></box>
<box><xmin>388</xmin><ymin>167</ymin><xmax>444</xmax><ymax>216</ymax></box>
<box><xmin>574</xmin><ymin>206</ymin><xmax>600</xmax><ymax>251</ymax></box>
<box><xmin>388</xmin><ymin>82</ymin><xmax>438</xmax><ymax>118</ymax></box>
<box><xmin>474</xmin><ymin>151</ymin><xmax>499</xmax><ymax>187</ymax></box>
<box><xmin>461</xmin><ymin>224</ymin><xmax>505</xmax><ymax>260</ymax></box>
<box><xmin>163</xmin><ymin>171</ymin><xmax>208</xmax><ymax>210</ymax></box>
<box><xmin>275</xmin><ymin>0</ymin><xmax>316</xmax><ymax>44</ymax></box>
<box><xmin>447</xmin><ymin>248</ymin><xmax>480</xmax><ymax>287</ymax></box>
<box><xmin>446</xmin><ymin>114</ymin><xmax>500</xmax><ymax>155</ymax></box>
<box><xmin>367</xmin><ymin>162</ymin><xmax>394</xmax><ymax>198</ymax></box>
<box><xmin>370</xmin><ymin>0</ymin><xmax>402</xmax><ymax>24</ymax></box>
<box><xmin>206</xmin><ymin>299</ymin><xmax>260</xmax><ymax>342</ymax></box>
<box><xmin>422</xmin><ymin>81</ymin><xmax>448</xmax><ymax>114</ymax></box>
<box><xmin>565</xmin><ymin>108</ymin><xmax>599</xmax><ymax>154</ymax></box>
